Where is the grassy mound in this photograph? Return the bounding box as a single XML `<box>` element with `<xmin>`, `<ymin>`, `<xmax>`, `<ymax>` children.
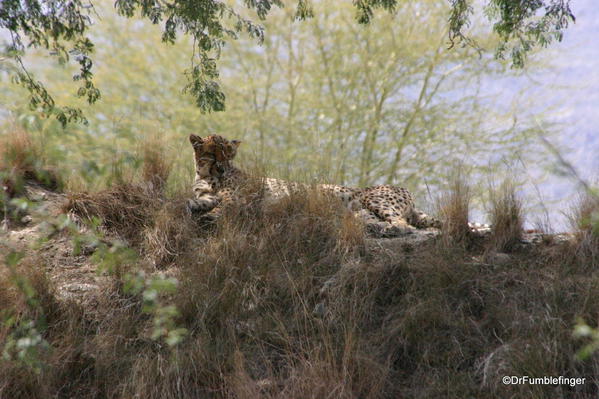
<box><xmin>2</xmin><ymin>178</ymin><xmax>599</xmax><ymax>398</ymax></box>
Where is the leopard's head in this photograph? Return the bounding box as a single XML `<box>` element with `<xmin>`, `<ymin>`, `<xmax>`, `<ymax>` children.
<box><xmin>189</xmin><ymin>134</ymin><xmax>241</xmax><ymax>177</ymax></box>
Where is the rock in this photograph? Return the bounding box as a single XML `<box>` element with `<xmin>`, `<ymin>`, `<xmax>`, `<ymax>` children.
<box><xmin>319</xmin><ymin>276</ymin><xmax>338</xmax><ymax>296</ymax></box>
<box><xmin>80</xmin><ymin>242</ymin><xmax>99</xmax><ymax>256</ymax></box>
<box><xmin>469</xmin><ymin>222</ymin><xmax>492</xmax><ymax>234</ymax></box>
<box><xmin>366</xmin><ymin>229</ymin><xmax>440</xmax><ymax>253</ymax></box>
<box><xmin>21</xmin><ymin>215</ymin><xmax>33</xmax><ymax>224</ymax></box>
<box><xmin>485</xmin><ymin>252</ymin><xmax>512</xmax><ymax>266</ymax></box>
<box><xmin>256</xmin><ymin>379</ymin><xmax>275</xmax><ymax>392</ymax></box>
<box><xmin>66</xmin><ymin>283</ymin><xmax>97</xmax><ymax>292</ymax></box>
<box><xmin>313</xmin><ymin>302</ymin><xmax>326</xmax><ymax>317</ymax></box>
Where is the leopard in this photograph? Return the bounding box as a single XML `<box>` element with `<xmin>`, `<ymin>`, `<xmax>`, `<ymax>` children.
<box><xmin>187</xmin><ymin>134</ymin><xmax>442</xmax><ymax>234</ymax></box>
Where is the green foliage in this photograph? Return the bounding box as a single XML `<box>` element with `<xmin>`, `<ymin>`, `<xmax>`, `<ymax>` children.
<box><xmin>1</xmin><ymin>251</ymin><xmax>50</xmax><ymax>373</ymax></box>
<box><xmin>450</xmin><ymin>1</ymin><xmax>575</xmax><ymax>67</ymax></box>
<box><xmin>484</xmin><ymin>0</ymin><xmax>575</xmax><ymax>67</ymax></box>
<box><xmin>127</xmin><ymin>271</ymin><xmax>188</xmax><ymax>346</ymax></box>
<box><xmin>295</xmin><ymin>0</ymin><xmax>314</xmax><ymax>20</ymax></box>
<box><xmin>0</xmin><ymin>1</ymin><xmax>557</xmax><ymax>200</ymax></box>
<box><xmin>574</xmin><ymin>321</ymin><xmax>599</xmax><ymax>360</ymax></box>
<box><xmin>1</xmin><ymin>319</ymin><xmax>50</xmax><ymax>373</ymax></box>
<box><xmin>214</xmin><ymin>1</ymin><xmax>552</xmax><ymax>193</ymax></box>
<box><xmin>352</xmin><ymin>0</ymin><xmax>398</xmax><ymax>23</ymax></box>
<box><xmin>0</xmin><ymin>0</ymin><xmax>575</xmax><ymax>125</ymax></box>
<box><xmin>0</xmin><ymin>0</ymin><xmax>100</xmax><ymax>125</ymax></box>
<box><xmin>60</xmin><ymin>212</ymin><xmax>188</xmax><ymax>346</ymax></box>
<box><xmin>571</xmin><ymin>188</ymin><xmax>599</xmax><ymax>361</ymax></box>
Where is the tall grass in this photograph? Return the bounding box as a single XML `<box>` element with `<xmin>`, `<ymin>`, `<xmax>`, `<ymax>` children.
<box><xmin>0</xmin><ymin>129</ymin><xmax>60</xmax><ymax>191</ymax></box>
<box><xmin>488</xmin><ymin>180</ymin><xmax>524</xmax><ymax>252</ymax></box>
<box><xmin>567</xmin><ymin>190</ymin><xmax>599</xmax><ymax>267</ymax></box>
<box><xmin>437</xmin><ymin>167</ymin><xmax>472</xmax><ymax>246</ymax></box>
<box><xmin>0</xmin><ymin>129</ymin><xmax>61</xmax><ymax>223</ymax></box>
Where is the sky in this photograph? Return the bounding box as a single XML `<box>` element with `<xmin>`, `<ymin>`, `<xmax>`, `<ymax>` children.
<box><xmin>548</xmin><ymin>0</ymin><xmax>599</xmax><ymax>162</ymax></box>
<box><xmin>523</xmin><ymin>0</ymin><xmax>599</xmax><ymax>230</ymax></box>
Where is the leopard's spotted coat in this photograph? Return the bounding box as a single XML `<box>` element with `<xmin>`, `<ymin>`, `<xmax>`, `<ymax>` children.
<box><xmin>188</xmin><ymin>134</ymin><xmax>441</xmax><ymax>233</ymax></box>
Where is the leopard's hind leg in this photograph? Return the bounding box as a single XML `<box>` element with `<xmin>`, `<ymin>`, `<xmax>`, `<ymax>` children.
<box><xmin>408</xmin><ymin>209</ymin><xmax>442</xmax><ymax>229</ymax></box>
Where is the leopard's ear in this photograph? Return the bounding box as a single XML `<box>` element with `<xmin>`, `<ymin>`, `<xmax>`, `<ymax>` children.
<box><xmin>230</xmin><ymin>140</ymin><xmax>241</xmax><ymax>150</ymax></box>
<box><xmin>189</xmin><ymin>134</ymin><xmax>203</xmax><ymax>149</ymax></box>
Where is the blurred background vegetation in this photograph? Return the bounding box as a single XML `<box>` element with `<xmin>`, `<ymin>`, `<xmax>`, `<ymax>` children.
<box><xmin>0</xmin><ymin>1</ymin><xmax>556</xmax><ymax>214</ymax></box>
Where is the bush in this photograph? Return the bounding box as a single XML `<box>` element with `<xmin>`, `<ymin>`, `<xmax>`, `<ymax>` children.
<box><xmin>488</xmin><ymin>180</ymin><xmax>524</xmax><ymax>252</ymax></box>
<box><xmin>437</xmin><ymin>168</ymin><xmax>472</xmax><ymax>246</ymax></box>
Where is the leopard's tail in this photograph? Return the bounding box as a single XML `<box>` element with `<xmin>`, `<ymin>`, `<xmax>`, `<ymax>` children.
<box><xmin>409</xmin><ymin>209</ymin><xmax>492</xmax><ymax>232</ymax></box>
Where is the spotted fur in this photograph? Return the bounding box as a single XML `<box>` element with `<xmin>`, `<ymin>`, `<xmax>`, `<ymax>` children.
<box><xmin>188</xmin><ymin>134</ymin><xmax>441</xmax><ymax>232</ymax></box>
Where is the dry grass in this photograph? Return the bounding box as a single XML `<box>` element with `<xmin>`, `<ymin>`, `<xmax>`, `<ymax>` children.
<box><xmin>0</xmin><ymin>255</ymin><xmax>62</xmax><ymax>399</ymax></box>
<box><xmin>64</xmin><ymin>138</ymin><xmax>180</xmax><ymax>264</ymax></box>
<box><xmin>142</xmin><ymin>195</ymin><xmax>203</xmax><ymax>268</ymax></box>
<box><xmin>488</xmin><ymin>180</ymin><xmax>524</xmax><ymax>252</ymax></box>
<box><xmin>0</xmin><ymin>256</ymin><xmax>145</xmax><ymax>398</ymax></box>
<box><xmin>0</xmin><ymin>255</ymin><xmax>57</xmax><ymax>326</ymax></box>
<box><xmin>567</xmin><ymin>190</ymin><xmax>599</xmax><ymax>267</ymax></box>
<box><xmin>140</xmin><ymin>136</ymin><xmax>172</xmax><ymax>193</ymax></box>
<box><xmin>437</xmin><ymin>168</ymin><xmax>472</xmax><ymax>246</ymax></box>
<box><xmin>0</xmin><ymin>130</ymin><xmax>61</xmax><ymax>223</ymax></box>
<box><xmin>0</xmin><ymin>130</ymin><xmax>61</xmax><ymax>192</ymax></box>
<box><xmin>3</xmin><ymin>211</ymin><xmax>599</xmax><ymax>398</ymax></box>
<box><xmin>4</xmin><ymin>164</ymin><xmax>599</xmax><ymax>398</ymax></box>
<box><xmin>569</xmin><ymin>190</ymin><xmax>599</xmax><ymax>236</ymax></box>
<box><xmin>64</xmin><ymin>184</ymin><xmax>161</xmax><ymax>247</ymax></box>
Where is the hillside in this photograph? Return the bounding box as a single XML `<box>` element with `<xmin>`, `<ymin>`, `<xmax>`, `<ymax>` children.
<box><xmin>2</xmin><ymin>174</ymin><xmax>598</xmax><ymax>398</ymax></box>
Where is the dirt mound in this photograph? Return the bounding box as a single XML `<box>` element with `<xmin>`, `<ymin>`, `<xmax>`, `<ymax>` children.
<box><xmin>2</xmin><ymin>183</ymin><xmax>576</xmax><ymax>307</ymax></box>
<box><xmin>2</xmin><ymin>185</ymin><xmax>109</xmax><ymax>305</ymax></box>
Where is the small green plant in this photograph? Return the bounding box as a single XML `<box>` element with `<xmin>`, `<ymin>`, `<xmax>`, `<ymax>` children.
<box><xmin>1</xmin><ymin>251</ymin><xmax>50</xmax><ymax>373</ymax></box>
<box><xmin>571</xmin><ymin>188</ymin><xmax>599</xmax><ymax>361</ymax></box>
<box><xmin>1</xmin><ymin>319</ymin><xmax>49</xmax><ymax>373</ymax></box>
<box><xmin>125</xmin><ymin>271</ymin><xmax>188</xmax><ymax>346</ymax></box>
<box><xmin>574</xmin><ymin>321</ymin><xmax>599</xmax><ymax>360</ymax></box>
